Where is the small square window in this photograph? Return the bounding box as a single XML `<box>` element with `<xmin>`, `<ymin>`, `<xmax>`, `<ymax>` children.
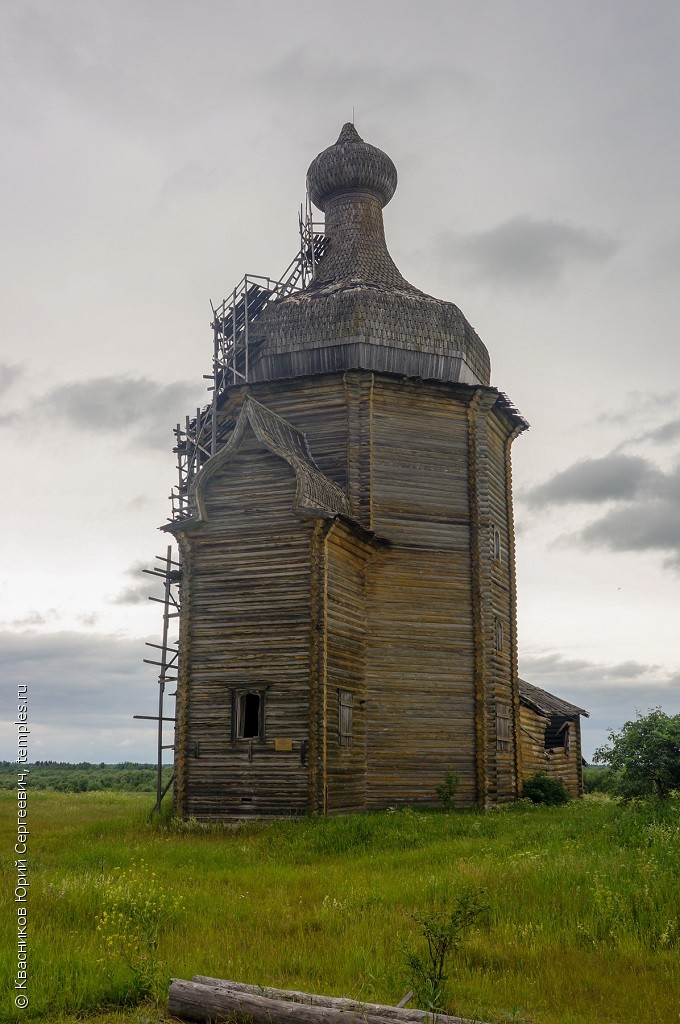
<box><xmin>232</xmin><ymin>690</ymin><xmax>265</xmax><ymax>741</ymax></box>
<box><xmin>338</xmin><ymin>690</ymin><xmax>353</xmax><ymax>746</ymax></box>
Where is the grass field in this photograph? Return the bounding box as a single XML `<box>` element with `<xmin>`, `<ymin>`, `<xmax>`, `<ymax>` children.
<box><xmin>1</xmin><ymin>790</ymin><xmax>679</xmax><ymax>1024</ymax></box>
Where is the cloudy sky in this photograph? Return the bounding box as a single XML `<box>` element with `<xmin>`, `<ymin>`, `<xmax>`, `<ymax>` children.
<box><xmin>2</xmin><ymin>0</ymin><xmax>679</xmax><ymax>765</ymax></box>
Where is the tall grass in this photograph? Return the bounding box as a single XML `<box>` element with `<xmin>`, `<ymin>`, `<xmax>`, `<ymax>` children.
<box><xmin>1</xmin><ymin>792</ymin><xmax>678</xmax><ymax>1024</ymax></box>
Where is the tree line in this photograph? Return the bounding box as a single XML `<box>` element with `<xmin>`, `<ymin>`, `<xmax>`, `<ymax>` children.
<box><xmin>0</xmin><ymin>761</ymin><xmax>173</xmax><ymax>793</ymax></box>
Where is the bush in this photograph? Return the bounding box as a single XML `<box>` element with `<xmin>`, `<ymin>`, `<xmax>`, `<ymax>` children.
<box><xmin>593</xmin><ymin>708</ymin><xmax>680</xmax><ymax>801</ymax></box>
<box><xmin>435</xmin><ymin>769</ymin><xmax>460</xmax><ymax>810</ymax></box>
<box><xmin>522</xmin><ymin>771</ymin><xmax>570</xmax><ymax>806</ymax></box>
<box><xmin>404</xmin><ymin>887</ymin><xmax>489</xmax><ymax>1013</ymax></box>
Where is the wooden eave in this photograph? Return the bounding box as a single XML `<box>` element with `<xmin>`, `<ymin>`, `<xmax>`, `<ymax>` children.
<box><xmin>519</xmin><ymin>678</ymin><xmax>589</xmax><ymax>719</ymax></box>
<box><xmin>213</xmin><ymin>369</ymin><xmax>529</xmax><ymax>434</ymax></box>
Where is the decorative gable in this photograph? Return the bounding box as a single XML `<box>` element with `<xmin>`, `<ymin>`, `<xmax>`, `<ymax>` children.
<box><xmin>172</xmin><ymin>397</ymin><xmax>351</xmax><ymax>528</ymax></box>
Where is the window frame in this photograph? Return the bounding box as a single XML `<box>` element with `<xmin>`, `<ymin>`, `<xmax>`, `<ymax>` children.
<box><xmin>492</xmin><ymin>526</ymin><xmax>502</xmax><ymax>561</ymax></box>
<box><xmin>496</xmin><ymin>702</ymin><xmax>512</xmax><ymax>752</ymax></box>
<box><xmin>231</xmin><ymin>687</ymin><xmax>267</xmax><ymax>742</ymax></box>
<box><xmin>338</xmin><ymin>689</ymin><xmax>354</xmax><ymax>747</ymax></box>
<box><xmin>494</xmin><ymin>617</ymin><xmax>504</xmax><ymax>653</ymax></box>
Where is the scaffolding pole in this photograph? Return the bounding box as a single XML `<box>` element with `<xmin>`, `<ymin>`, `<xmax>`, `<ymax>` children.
<box><xmin>135</xmin><ymin>545</ymin><xmax>180</xmax><ymax>812</ymax></box>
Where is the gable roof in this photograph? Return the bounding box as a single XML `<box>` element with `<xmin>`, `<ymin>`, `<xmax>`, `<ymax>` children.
<box><xmin>519</xmin><ymin>678</ymin><xmax>589</xmax><ymax>719</ymax></box>
<box><xmin>166</xmin><ymin>396</ymin><xmax>351</xmax><ymax>529</ymax></box>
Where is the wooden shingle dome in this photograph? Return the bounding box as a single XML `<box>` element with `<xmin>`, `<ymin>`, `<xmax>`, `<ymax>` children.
<box><xmin>249</xmin><ymin>125</ymin><xmax>491</xmax><ymax>387</ymax></box>
<box><xmin>306</xmin><ymin>121</ymin><xmax>398</xmax><ymax>210</ymax></box>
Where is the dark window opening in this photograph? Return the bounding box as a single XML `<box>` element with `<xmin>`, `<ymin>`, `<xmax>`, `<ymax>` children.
<box><xmin>242</xmin><ymin>693</ymin><xmax>260</xmax><ymax>738</ymax></box>
<box><xmin>233</xmin><ymin>689</ymin><xmax>265</xmax><ymax>741</ymax></box>
<box><xmin>494</xmin><ymin>617</ymin><xmax>504</xmax><ymax>652</ymax></box>
<box><xmin>544</xmin><ymin>716</ymin><xmax>571</xmax><ymax>752</ymax></box>
<box><xmin>493</xmin><ymin>526</ymin><xmax>502</xmax><ymax>561</ymax></box>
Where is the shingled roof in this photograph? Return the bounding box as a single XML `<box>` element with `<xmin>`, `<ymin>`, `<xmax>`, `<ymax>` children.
<box><xmin>519</xmin><ymin>678</ymin><xmax>589</xmax><ymax>719</ymax></box>
<box><xmin>248</xmin><ymin>124</ymin><xmax>491</xmax><ymax>388</ymax></box>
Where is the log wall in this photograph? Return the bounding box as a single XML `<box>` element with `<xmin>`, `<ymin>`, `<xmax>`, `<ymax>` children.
<box><xmin>323</xmin><ymin>523</ymin><xmax>373</xmax><ymax>813</ymax></box>
<box><xmin>519</xmin><ymin>705</ymin><xmax>584</xmax><ymax>798</ymax></box>
<box><xmin>366</xmin><ymin>379</ymin><xmax>478</xmax><ymax>806</ymax></box>
<box><xmin>467</xmin><ymin>394</ymin><xmax>520</xmax><ymax>805</ymax></box>
<box><xmin>173</xmin><ymin>370</ymin><xmax>525</xmax><ymax>815</ymax></box>
<box><xmin>176</xmin><ymin>434</ymin><xmax>314</xmax><ymax>818</ymax></box>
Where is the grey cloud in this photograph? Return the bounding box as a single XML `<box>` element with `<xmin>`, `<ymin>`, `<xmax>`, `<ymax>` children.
<box><xmin>520</xmin><ymin>652</ymin><xmax>667</xmax><ymax>687</ymax></box>
<box><xmin>649</xmin><ymin>230</ymin><xmax>680</xmax><ymax>281</ymax></box>
<box><xmin>0</xmin><ymin>362</ymin><xmax>23</xmax><ymax>398</ymax></box>
<box><xmin>111</xmin><ymin>561</ymin><xmax>160</xmax><ymax>606</ymax></box>
<box><xmin>160</xmin><ymin>161</ymin><xmax>229</xmax><ymax>200</ymax></box>
<box><xmin>3</xmin><ymin>375</ymin><xmax>201</xmax><ymax>450</ymax></box>
<box><xmin>5</xmin><ymin>610</ymin><xmax>56</xmax><ymax>629</ymax></box>
<box><xmin>0</xmin><ymin>630</ymin><xmax>162</xmax><ymax>762</ymax></box>
<box><xmin>636</xmin><ymin>417</ymin><xmax>680</xmax><ymax>446</ymax></box>
<box><xmin>529</xmin><ymin>454</ymin><xmax>680</xmax><ymax>570</ymax></box>
<box><xmin>125</xmin><ymin>495</ymin><xmax>151</xmax><ymax>512</ymax></box>
<box><xmin>578</xmin><ymin>499</ymin><xmax>680</xmax><ymax>560</ymax></box>
<box><xmin>0</xmin><ymin>630</ymin><xmax>148</xmax><ymax>721</ymax></box>
<box><xmin>436</xmin><ymin>216</ymin><xmax>619</xmax><ymax>287</ymax></box>
<box><xmin>3</xmin><ymin>7</ymin><xmax>468</xmax><ymax>143</ymax></box>
<box><xmin>78</xmin><ymin>612</ymin><xmax>100</xmax><ymax>627</ymax></box>
<box><xmin>43</xmin><ymin>376</ymin><xmax>193</xmax><ymax>432</ymax></box>
<box><xmin>597</xmin><ymin>391</ymin><xmax>680</xmax><ymax>427</ymax></box>
<box><xmin>519</xmin><ymin>651</ymin><xmax>680</xmax><ymax>758</ymax></box>
<box><xmin>525</xmin><ymin>454</ymin><xmax>662</xmax><ymax>507</ymax></box>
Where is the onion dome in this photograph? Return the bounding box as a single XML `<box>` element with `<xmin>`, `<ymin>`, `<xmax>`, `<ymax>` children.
<box><xmin>248</xmin><ymin>125</ymin><xmax>491</xmax><ymax>388</ymax></box>
<box><xmin>307</xmin><ymin>123</ymin><xmax>398</xmax><ymax>211</ymax></box>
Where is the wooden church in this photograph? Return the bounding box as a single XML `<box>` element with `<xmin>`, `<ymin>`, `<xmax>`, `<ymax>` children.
<box><xmin>165</xmin><ymin>123</ymin><xmax>539</xmax><ymax>818</ymax></box>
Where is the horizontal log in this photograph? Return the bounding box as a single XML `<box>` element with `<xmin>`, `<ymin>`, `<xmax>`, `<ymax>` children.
<box><xmin>186</xmin><ymin>977</ymin><xmax>484</xmax><ymax>1024</ymax></box>
<box><xmin>169</xmin><ymin>981</ymin><xmax>399</xmax><ymax>1024</ymax></box>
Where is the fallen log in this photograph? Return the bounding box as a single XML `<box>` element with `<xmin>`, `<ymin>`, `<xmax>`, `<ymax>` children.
<box><xmin>169</xmin><ymin>977</ymin><xmax>485</xmax><ymax>1024</ymax></box>
<box><xmin>169</xmin><ymin>981</ymin><xmax>401</xmax><ymax>1024</ymax></box>
<box><xmin>190</xmin><ymin>977</ymin><xmax>474</xmax><ymax>1024</ymax></box>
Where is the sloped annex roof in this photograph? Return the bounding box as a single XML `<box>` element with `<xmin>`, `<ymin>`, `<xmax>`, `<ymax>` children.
<box><xmin>165</xmin><ymin>396</ymin><xmax>351</xmax><ymax>529</ymax></box>
<box><xmin>519</xmin><ymin>678</ymin><xmax>589</xmax><ymax>719</ymax></box>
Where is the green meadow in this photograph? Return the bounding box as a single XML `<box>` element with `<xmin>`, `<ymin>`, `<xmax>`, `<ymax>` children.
<box><xmin>1</xmin><ymin>790</ymin><xmax>679</xmax><ymax>1024</ymax></box>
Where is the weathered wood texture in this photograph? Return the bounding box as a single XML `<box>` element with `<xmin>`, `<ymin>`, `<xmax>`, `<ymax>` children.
<box><xmin>324</xmin><ymin>522</ymin><xmax>372</xmax><ymax>812</ymax></box>
<box><xmin>467</xmin><ymin>393</ymin><xmax>519</xmax><ymax>806</ymax></box>
<box><xmin>223</xmin><ymin>376</ymin><xmax>349</xmax><ymax>492</ymax></box>
<box><xmin>364</xmin><ymin>379</ymin><xmax>476</xmax><ymax>806</ymax></box>
<box><xmin>184</xmin><ymin>978</ymin><xmax>482</xmax><ymax>1024</ymax></box>
<box><xmin>519</xmin><ymin>705</ymin><xmax>584</xmax><ymax>798</ymax></box>
<box><xmin>176</xmin><ymin>435</ymin><xmax>314</xmax><ymax>818</ymax></box>
<box><xmin>169</xmin><ymin>980</ymin><xmax>398</xmax><ymax>1024</ymax></box>
<box><xmin>173</xmin><ymin>370</ymin><xmax>526</xmax><ymax>815</ymax></box>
